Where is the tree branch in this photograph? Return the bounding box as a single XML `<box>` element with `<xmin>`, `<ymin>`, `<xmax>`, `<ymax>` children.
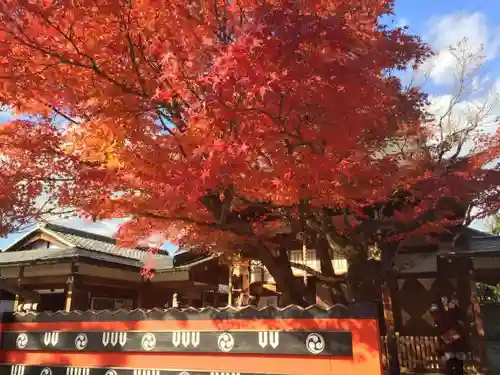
<box><xmin>288</xmin><ymin>261</ymin><xmax>342</xmax><ymax>284</ymax></box>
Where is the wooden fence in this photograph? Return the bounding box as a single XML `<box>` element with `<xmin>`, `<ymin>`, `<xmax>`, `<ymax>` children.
<box><xmin>381</xmin><ymin>335</ymin><xmax>475</xmax><ymax>373</ymax></box>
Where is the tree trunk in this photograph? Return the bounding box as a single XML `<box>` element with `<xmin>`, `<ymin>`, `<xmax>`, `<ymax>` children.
<box><xmin>381</xmin><ymin>244</ymin><xmax>400</xmax><ymax>375</ymax></box>
<box><xmin>255</xmin><ymin>244</ymin><xmax>308</xmax><ymax>307</ymax></box>
<box><xmin>316</xmin><ymin>236</ymin><xmax>348</xmax><ymax>305</ymax></box>
<box><xmin>381</xmin><ymin>278</ymin><xmax>400</xmax><ymax>375</ymax></box>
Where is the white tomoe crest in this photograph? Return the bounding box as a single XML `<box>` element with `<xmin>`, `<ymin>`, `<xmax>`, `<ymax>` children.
<box><xmin>141</xmin><ymin>333</ymin><xmax>157</xmax><ymax>351</ymax></box>
<box><xmin>305</xmin><ymin>333</ymin><xmax>326</xmax><ymax>354</ymax></box>
<box><xmin>65</xmin><ymin>368</ymin><xmax>90</xmax><ymax>375</ymax></box>
<box><xmin>43</xmin><ymin>332</ymin><xmax>59</xmax><ymax>347</ymax></box>
<box><xmin>15</xmin><ymin>333</ymin><xmax>28</xmax><ymax>349</ymax></box>
<box><xmin>74</xmin><ymin>333</ymin><xmax>88</xmax><ymax>350</ymax></box>
<box><xmin>104</xmin><ymin>370</ymin><xmax>118</xmax><ymax>375</ymax></box>
<box><xmin>217</xmin><ymin>332</ymin><xmax>235</xmax><ymax>352</ymax></box>
<box><xmin>172</xmin><ymin>331</ymin><xmax>200</xmax><ymax>348</ymax></box>
<box><xmin>258</xmin><ymin>331</ymin><xmax>279</xmax><ymax>349</ymax></box>
<box><xmin>102</xmin><ymin>332</ymin><xmax>127</xmax><ymax>347</ymax></box>
<box><xmin>10</xmin><ymin>365</ymin><xmax>25</xmax><ymax>375</ymax></box>
<box><xmin>40</xmin><ymin>368</ymin><xmax>53</xmax><ymax>375</ymax></box>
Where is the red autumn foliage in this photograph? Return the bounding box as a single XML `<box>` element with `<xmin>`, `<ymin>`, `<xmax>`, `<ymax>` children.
<box><xmin>0</xmin><ymin>0</ymin><xmax>498</xmax><ymax>303</ymax></box>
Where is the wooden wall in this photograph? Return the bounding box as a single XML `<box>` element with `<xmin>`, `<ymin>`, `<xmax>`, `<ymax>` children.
<box><xmin>391</xmin><ymin>255</ymin><xmax>474</xmax><ymax>336</ymax></box>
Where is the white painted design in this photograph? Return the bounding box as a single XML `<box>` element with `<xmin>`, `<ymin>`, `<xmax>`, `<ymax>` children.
<box><xmin>40</xmin><ymin>368</ymin><xmax>53</xmax><ymax>375</ymax></box>
<box><xmin>217</xmin><ymin>332</ymin><xmax>235</xmax><ymax>352</ymax></box>
<box><xmin>141</xmin><ymin>333</ymin><xmax>156</xmax><ymax>351</ymax></box>
<box><xmin>258</xmin><ymin>331</ymin><xmax>279</xmax><ymax>349</ymax></box>
<box><xmin>43</xmin><ymin>332</ymin><xmax>59</xmax><ymax>346</ymax></box>
<box><xmin>16</xmin><ymin>333</ymin><xmax>28</xmax><ymax>349</ymax></box>
<box><xmin>75</xmin><ymin>333</ymin><xmax>88</xmax><ymax>350</ymax></box>
<box><xmin>10</xmin><ymin>365</ymin><xmax>25</xmax><ymax>375</ymax></box>
<box><xmin>305</xmin><ymin>332</ymin><xmax>326</xmax><ymax>354</ymax></box>
<box><xmin>178</xmin><ymin>372</ymin><xmax>191</xmax><ymax>375</ymax></box>
<box><xmin>132</xmin><ymin>370</ymin><xmax>161</xmax><ymax>375</ymax></box>
<box><xmin>102</xmin><ymin>332</ymin><xmax>127</xmax><ymax>347</ymax></box>
<box><xmin>172</xmin><ymin>331</ymin><xmax>200</xmax><ymax>348</ymax></box>
<box><xmin>65</xmin><ymin>368</ymin><xmax>90</xmax><ymax>375</ymax></box>
<box><xmin>104</xmin><ymin>370</ymin><xmax>118</xmax><ymax>375</ymax></box>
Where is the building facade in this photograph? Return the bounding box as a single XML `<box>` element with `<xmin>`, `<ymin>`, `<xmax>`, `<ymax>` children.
<box><xmin>0</xmin><ymin>223</ymin><xmax>229</xmax><ymax>313</ymax></box>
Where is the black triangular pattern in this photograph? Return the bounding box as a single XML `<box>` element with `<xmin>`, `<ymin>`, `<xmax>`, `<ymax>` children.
<box><xmin>3</xmin><ymin>303</ymin><xmax>377</xmax><ymax>323</ymax></box>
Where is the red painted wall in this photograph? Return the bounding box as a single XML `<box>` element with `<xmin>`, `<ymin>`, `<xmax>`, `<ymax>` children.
<box><xmin>0</xmin><ymin>308</ymin><xmax>383</xmax><ymax>375</ymax></box>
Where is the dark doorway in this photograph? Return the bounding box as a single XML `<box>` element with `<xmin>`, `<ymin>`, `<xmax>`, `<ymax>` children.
<box><xmin>39</xmin><ymin>292</ymin><xmax>66</xmax><ymax>312</ymax></box>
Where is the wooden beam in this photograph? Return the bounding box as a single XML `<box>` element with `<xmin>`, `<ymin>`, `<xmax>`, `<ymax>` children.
<box><xmin>0</xmin><ymin>278</ymin><xmax>40</xmax><ymax>302</ymax></box>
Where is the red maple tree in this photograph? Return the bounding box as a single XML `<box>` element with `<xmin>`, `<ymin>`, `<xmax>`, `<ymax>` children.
<box><xmin>0</xmin><ymin>0</ymin><xmax>498</xmax><ymax>305</ymax></box>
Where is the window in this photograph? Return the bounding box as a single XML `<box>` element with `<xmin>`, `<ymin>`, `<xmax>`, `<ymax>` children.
<box><xmin>90</xmin><ymin>297</ymin><xmax>134</xmax><ymax>310</ymax></box>
<box><xmin>331</xmin><ymin>250</ymin><xmax>348</xmax><ymax>274</ymax></box>
<box><xmin>289</xmin><ymin>249</ymin><xmax>320</xmax><ymax>271</ymax></box>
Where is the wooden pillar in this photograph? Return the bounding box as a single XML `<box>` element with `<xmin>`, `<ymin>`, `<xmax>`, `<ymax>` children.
<box><xmin>380</xmin><ymin>243</ymin><xmax>401</xmax><ymax>375</ymax></box>
<box><xmin>13</xmin><ymin>266</ymin><xmax>24</xmax><ymax>312</ymax></box>
<box><xmin>137</xmin><ymin>280</ymin><xmax>148</xmax><ymax>309</ymax></box>
<box><xmin>64</xmin><ymin>264</ymin><xmax>79</xmax><ymax>312</ymax></box>
<box><xmin>212</xmin><ymin>264</ymin><xmax>221</xmax><ymax>308</ymax></box>
<box><xmin>64</xmin><ymin>275</ymin><xmax>75</xmax><ymax>312</ymax></box>
<box><xmin>136</xmin><ymin>289</ymin><xmax>143</xmax><ymax>309</ymax></box>
<box><xmin>228</xmin><ymin>264</ymin><xmax>234</xmax><ymax>307</ymax></box>
<box><xmin>466</xmin><ymin>258</ymin><xmax>487</xmax><ymax>373</ymax></box>
<box><xmin>213</xmin><ymin>287</ymin><xmax>220</xmax><ymax>307</ymax></box>
<box><xmin>12</xmin><ymin>294</ymin><xmax>20</xmax><ymax>312</ymax></box>
<box><xmin>237</xmin><ymin>262</ymin><xmax>250</xmax><ymax>307</ymax></box>
<box><xmin>200</xmin><ymin>290</ymin><xmax>206</xmax><ymax>307</ymax></box>
<box><xmin>382</xmin><ymin>273</ymin><xmax>401</xmax><ymax>375</ymax></box>
<box><xmin>172</xmin><ymin>293</ymin><xmax>179</xmax><ymax>308</ymax></box>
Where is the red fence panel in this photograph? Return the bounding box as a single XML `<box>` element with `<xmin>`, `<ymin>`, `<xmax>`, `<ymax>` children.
<box><xmin>0</xmin><ymin>304</ymin><xmax>382</xmax><ymax>375</ymax></box>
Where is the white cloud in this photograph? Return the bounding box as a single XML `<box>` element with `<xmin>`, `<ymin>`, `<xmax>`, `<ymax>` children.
<box><xmin>421</xmin><ymin>12</ymin><xmax>500</xmax><ymax>86</ymax></box>
<box><xmin>397</xmin><ymin>17</ymin><xmax>409</xmax><ymax>28</ymax></box>
<box><xmin>426</xmin><ymin>89</ymin><xmax>500</xmax><ymax>156</ymax></box>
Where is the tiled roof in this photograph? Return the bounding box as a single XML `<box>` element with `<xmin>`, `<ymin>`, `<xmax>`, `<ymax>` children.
<box><xmin>444</xmin><ymin>235</ymin><xmax>500</xmax><ymax>256</ymax></box>
<box><xmin>45</xmin><ymin>223</ymin><xmax>170</xmax><ymax>262</ymax></box>
<box><xmin>0</xmin><ymin>223</ymin><xmax>216</xmax><ymax>271</ymax></box>
<box><xmin>463</xmin><ymin>227</ymin><xmax>494</xmax><ymax>238</ymax></box>
<box><xmin>467</xmin><ymin>236</ymin><xmax>500</xmax><ymax>254</ymax></box>
<box><xmin>0</xmin><ymin>223</ymin><xmax>177</xmax><ymax>270</ymax></box>
<box><xmin>0</xmin><ymin>247</ymin><xmax>142</xmax><ymax>267</ymax></box>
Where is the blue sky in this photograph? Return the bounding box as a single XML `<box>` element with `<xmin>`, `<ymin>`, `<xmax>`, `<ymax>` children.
<box><xmin>395</xmin><ymin>0</ymin><xmax>500</xmax><ymax>92</ymax></box>
<box><xmin>0</xmin><ymin>0</ymin><xmax>499</xmax><ymax>248</ymax></box>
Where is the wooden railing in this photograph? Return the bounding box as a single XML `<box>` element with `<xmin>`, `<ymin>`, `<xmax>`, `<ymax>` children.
<box><xmin>381</xmin><ymin>335</ymin><xmax>476</xmax><ymax>373</ymax></box>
